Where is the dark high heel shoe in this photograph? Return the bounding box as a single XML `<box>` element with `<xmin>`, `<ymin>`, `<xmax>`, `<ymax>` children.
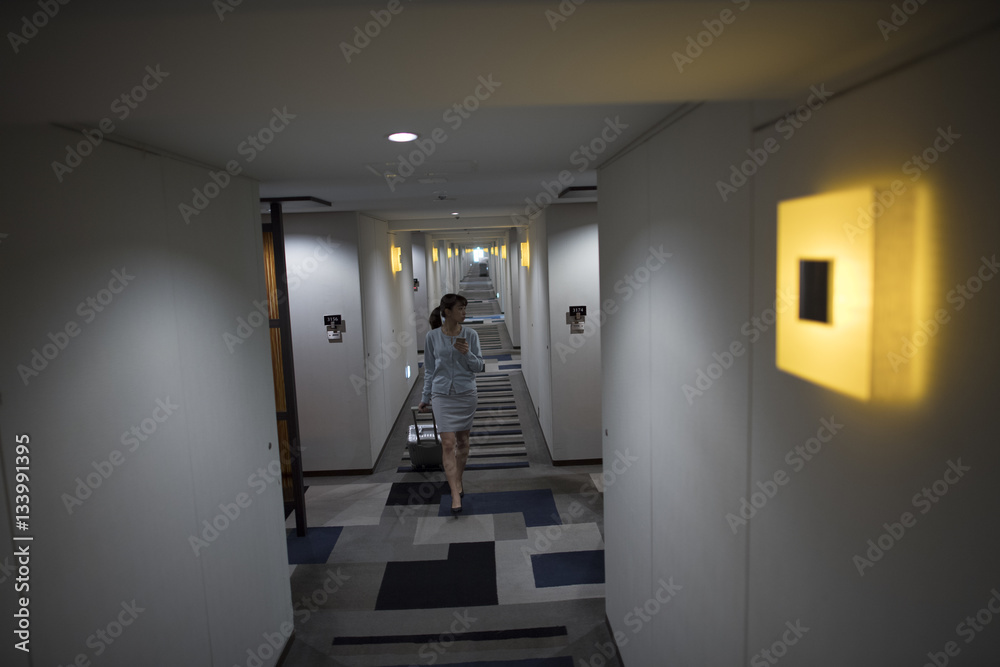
<box><xmin>451</xmin><ymin>502</ymin><xmax>463</xmax><ymax>515</ymax></box>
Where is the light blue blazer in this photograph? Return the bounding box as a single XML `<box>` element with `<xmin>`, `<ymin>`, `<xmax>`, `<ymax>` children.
<box><xmin>421</xmin><ymin>326</ymin><xmax>486</xmax><ymax>404</ymax></box>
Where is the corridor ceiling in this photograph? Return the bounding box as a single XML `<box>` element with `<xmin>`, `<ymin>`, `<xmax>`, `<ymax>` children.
<box><xmin>3</xmin><ymin>0</ymin><xmax>998</xmax><ymax>228</ymax></box>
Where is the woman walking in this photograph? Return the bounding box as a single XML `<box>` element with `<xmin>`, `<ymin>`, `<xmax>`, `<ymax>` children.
<box><xmin>417</xmin><ymin>293</ymin><xmax>486</xmax><ymax>514</ymax></box>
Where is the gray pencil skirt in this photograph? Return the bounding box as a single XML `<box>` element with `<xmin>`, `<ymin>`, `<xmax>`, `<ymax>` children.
<box><xmin>431</xmin><ymin>389</ymin><xmax>478</xmax><ymax>433</ymax></box>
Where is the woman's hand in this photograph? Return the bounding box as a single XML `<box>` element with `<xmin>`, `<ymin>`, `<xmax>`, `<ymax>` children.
<box><xmin>454</xmin><ymin>338</ymin><xmax>469</xmax><ymax>355</ymax></box>
<box><xmin>418</xmin><ymin>402</ymin><xmax>431</xmax><ymax>413</ymax></box>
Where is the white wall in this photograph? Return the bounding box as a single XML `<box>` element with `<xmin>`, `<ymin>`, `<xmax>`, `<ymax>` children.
<box><xmin>598</xmin><ymin>144</ymin><xmax>656</xmax><ymax>663</ymax></box>
<box><xmin>283</xmin><ymin>212</ymin><xmax>371</xmax><ymax>472</ymax></box>
<box><xmin>519</xmin><ymin>215</ymin><xmax>554</xmax><ymax>449</ymax></box>
<box><xmin>746</xmin><ymin>30</ymin><xmax>1000</xmax><ymax>665</ymax></box>
<box><xmin>412</xmin><ymin>232</ymin><xmax>431</xmax><ymax>347</ymax></box>
<box><xmin>508</xmin><ymin>230</ymin><xmax>522</xmax><ymax>347</ymax></box>
<box><xmin>0</xmin><ymin>126</ymin><xmax>291</xmax><ymax>667</ymax></box>
<box><xmin>358</xmin><ymin>215</ymin><xmax>417</xmax><ymax>465</ymax></box>
<box><xmin>546</xmin><ymin>203</ymin><xmax>602</xmax><ymax>461</ymax></box>
<box><xmin>598</xmin><ymin>29</ymin><xmax>1000</xmax><ymax>666</ymax></box>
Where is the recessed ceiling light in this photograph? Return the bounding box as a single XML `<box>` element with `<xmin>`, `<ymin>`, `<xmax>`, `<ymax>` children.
<box><xmin>452</xmin><ymin>212</ymin><xmax>459</xmax><ymax>216</ymax></box>
<box><xmin>387</xmin><ymin>132</ymin><xmax>418</xmax><ymax>142</ymax></box>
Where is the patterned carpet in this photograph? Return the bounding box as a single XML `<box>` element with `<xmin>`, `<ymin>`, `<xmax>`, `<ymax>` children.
<box><xmin>280</xmin><ymin>269</ymin><xmax>616</xmax><ymax>666</ymax></box>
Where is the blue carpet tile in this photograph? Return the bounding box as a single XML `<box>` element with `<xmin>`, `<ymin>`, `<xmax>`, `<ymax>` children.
<box><xmin>285</xmin><ymin>526</ymin><xmax>343</xmax><ymax>564</ymax></box>
<box><xmin>531</xmin><ymin>550</ymin><xmax>606</xmax><ymax>588</ymax></box>
<box><xmin>436</xmin><ymin>489</ymin><xmax>560</xmax><ymax>527</ymax></box>
<box><xmin>499</xmin><ymin>364</ymin><xmax>522</xmax><ymax>370</ymax></box>
<box><xmin>483</xmin><ymin>354</ymin><xmax>513</xmax><ymax>360</ymax></box>
<box><xmin>374</xmin><ymin>542</ymin><xmax>498</xmax><ymax>610</ymax></box>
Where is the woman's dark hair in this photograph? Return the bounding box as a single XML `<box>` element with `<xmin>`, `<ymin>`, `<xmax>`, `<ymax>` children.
<box><xmin>429</xmin><ymin>293</ymin><xmax>468</xmax><ymax>329</ymax></box>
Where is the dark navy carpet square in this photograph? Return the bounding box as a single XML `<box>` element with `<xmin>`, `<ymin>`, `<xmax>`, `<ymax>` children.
<box><xmin>375</xmin><ymin>541</ymin><xmax>498</xmax><ymax>610</ymax></box>
<box><xmin>385</xmin><ymin>481</ymin><xmax>449</xmax><ymax>506</ymax></box>
<box><xmin>531</xmin><ymin>550</ymin><xmax>605</xmax><ymax>588</ymax></box>
<box><xmin>286</xmin><ymin>526</ymin><xmax>343</xmax><ymax>564</ymax></box>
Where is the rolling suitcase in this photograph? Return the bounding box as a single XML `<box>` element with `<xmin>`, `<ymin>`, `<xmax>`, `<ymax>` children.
<box><xmin>408</xmin><ymin>406</ymin><xmax>443</xmax><ymax>470</ymax></box>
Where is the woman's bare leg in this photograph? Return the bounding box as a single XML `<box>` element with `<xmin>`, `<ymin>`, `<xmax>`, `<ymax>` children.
<box><xmin>454</xmin><ymin>430</ymin><xmax>471</xmax><ymax>494</ymax></box>
<box><xmin>439</xmin><ymin>431</ymin><xmax>462</xmax><ymax>509</ymax></box>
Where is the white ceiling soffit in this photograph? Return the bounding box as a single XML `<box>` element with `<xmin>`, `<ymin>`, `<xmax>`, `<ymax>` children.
<box><xmin>3</xmin><ymin>0</ymin><xmax>998</xmax><ymax>229</ymax></box>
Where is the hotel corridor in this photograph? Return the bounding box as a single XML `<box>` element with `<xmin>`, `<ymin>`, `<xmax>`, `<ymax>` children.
<box><xmin>280</xmin><ymin>264</ymin><xmax>618</xmax><ymax>666</ymax></box>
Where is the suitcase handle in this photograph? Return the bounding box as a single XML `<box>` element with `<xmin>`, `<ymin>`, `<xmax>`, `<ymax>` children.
<box><xmin>410</xmin><ymin>405</ymin><xmax>439</xmax><ymax>439</ymax></box>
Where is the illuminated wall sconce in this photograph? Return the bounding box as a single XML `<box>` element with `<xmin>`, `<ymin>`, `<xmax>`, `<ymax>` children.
<box><xmin>447</xmin><ymin>247</ymin><xmax>452</xmax><ymax>259</ymax></box>
<box><xmin>391</xmin><ymin>245</ymin><xmax>402</xmax><ymax>273</ymax></box>
<box><xmin>432</xmin><ymin>247</ymin><xmax>439</xmax><ymax>262</ymax></box>
<box><xmin>776</xmin><ymin>186</ymin><xmax>927</xmax><ymax>401</ymax></box>
<box><xmin>521</xmin><ymin>241</ymin><xmax>530</xmax><ymax>267</ymax></box>
<box><xmin>502</xmin><ymin>245</ymin><xmax>507</xmax><ymax>259</ymax></box>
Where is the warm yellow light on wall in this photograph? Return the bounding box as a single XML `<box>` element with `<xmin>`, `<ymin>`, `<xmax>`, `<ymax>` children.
<box><xmin>448</xmin><ymin>247</ymin><xmax>452</xmax><ymax>258</ymax></box>
<box><xmin>521</xmin><ymin>241</ymin><xmax>529</xmax><ymax>267</ymax></box>
<box><xmin>776</xmin><ymin>185</ymin><xmax>928</xmax><ymax>402</ymax></box>
<box><xmin>502</xmin><ymin>245</ymin><xmax>507</xmax><ymax>259</ymax></box>
<box><xmin>432</xmin><ymin>247</ymin><xmax>438</xmax><ymax>262</ymax></box>
<box><xmin>391</xmin><ymin>246</ymin><xmax>402</xmax><ymax>273</ymax></box>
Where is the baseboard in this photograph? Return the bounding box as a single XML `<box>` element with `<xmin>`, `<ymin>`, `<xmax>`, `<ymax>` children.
<box><xmin>553</xmin><ymin>458</ymin><xmax>602</xmax><ymax>466</ymax></box>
